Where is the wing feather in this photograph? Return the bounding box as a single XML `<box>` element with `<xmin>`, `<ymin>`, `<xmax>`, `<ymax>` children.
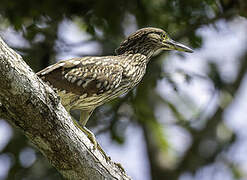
<box><xmin>37</xmin><ymin>57</ymin><xmax>123</xmax><ymax>96</ymax></box>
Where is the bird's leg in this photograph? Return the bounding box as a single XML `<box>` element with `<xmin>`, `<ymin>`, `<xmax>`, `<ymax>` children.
<box><xmin>78</xmin><ymin>109</ymin><xmax>97</xmax><ymax>148</ymax></box>
<box><xmin>66</xmin><ymin>107</ymin><xmax>96</xmax><ymax>147</ymax></box>
<box><xmin>78</xmin><ymin>110</ymin><xmax>110</xmax><ymax>161</ymax></box>
<box><xmin>67</xmin><ymin>108</ymin><xmax>110</xmax><ymax>161</ymax></box>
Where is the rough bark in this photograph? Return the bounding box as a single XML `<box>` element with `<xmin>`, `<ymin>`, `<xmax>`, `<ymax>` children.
<box><xmin>0</xmin><ymin>36</ymin><xmax>131</xmax><ymax>180</ymax></box>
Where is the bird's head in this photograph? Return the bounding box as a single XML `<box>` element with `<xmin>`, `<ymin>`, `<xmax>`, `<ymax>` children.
<box><xmin>115</xmin><ymin>27</ymin><xmax>193</xmax><ymax>56</ymax></box>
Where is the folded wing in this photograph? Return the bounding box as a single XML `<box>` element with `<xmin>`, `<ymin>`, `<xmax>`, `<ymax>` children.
<box><xmin>37</xmin><ymin>57</ymin><xmax>123</xmax><ymax>96</ymax></box>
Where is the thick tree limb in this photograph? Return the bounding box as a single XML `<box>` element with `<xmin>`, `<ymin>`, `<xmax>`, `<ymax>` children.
<box><xmin>0</xmin><ymin>36</ymin><xmax>131</xmax><ymax>180</ymax></box>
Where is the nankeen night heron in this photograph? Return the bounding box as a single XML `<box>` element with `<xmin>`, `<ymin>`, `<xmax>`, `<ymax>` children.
<box><xmin>37</xmin><ymin>27</ymin><xmax>193</xmax><ymax>153</ymax></box>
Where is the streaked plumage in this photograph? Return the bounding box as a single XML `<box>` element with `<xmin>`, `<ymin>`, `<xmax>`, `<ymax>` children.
<box><xmin>37</xmin><ymin>27</ymin><xmax>193</xmax><ymax>151</ymax></box>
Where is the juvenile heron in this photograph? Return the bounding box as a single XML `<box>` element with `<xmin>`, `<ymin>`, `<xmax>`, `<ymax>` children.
<box><xmin>37</xmin><ymin>27</ymin><xmax>193</xmax><ymax>151</ymax></box>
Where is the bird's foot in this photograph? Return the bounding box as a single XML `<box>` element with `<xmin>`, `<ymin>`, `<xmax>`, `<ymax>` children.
<box><xmin>73</xmin><ymin>121</ymin><xmax>110</xmax><ymax>161</ymax></box>
<box><xmin>82</xmin><ymin>127</ymin><xmax>111</xmax><ymax>161</ymax></box>
<box><xmin>82</xmin><ymin>126</ymin><xmax>97</xmax><ymax>148</ymax></box>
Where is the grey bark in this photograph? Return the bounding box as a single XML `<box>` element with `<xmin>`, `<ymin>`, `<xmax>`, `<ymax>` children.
<box><xmin>0</xmin><ymin>36</ymin><xmax>131</xmax><ymax>180</ymax></box>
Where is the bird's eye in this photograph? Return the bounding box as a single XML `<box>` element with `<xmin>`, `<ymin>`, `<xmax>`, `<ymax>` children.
<box><xmin>161</xmin><ymin>33</ymin><xmax>167</xmax><ymax>40</ymax></box>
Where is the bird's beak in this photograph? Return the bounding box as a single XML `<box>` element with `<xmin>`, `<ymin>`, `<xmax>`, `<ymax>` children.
<box><xmin>163</xmin><ymin>39</ymin><xmax>193</xmax><ymax>53</ymax></box>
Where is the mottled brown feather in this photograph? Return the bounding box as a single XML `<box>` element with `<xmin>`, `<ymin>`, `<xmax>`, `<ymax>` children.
<box><xmin>37</xmin><ymin>57</ymin><xmax>123</xmax><ymax>96</ymax></box>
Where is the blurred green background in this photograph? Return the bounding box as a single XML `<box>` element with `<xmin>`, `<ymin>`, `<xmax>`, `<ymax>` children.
<box><xmin>0</xmin><ymin>0</ymin><xmax>247</xmax><ymax>179</ymax></box>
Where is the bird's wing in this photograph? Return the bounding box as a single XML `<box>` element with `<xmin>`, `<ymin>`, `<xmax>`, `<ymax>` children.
<box><xmin>37</xmin><ymin>57</ymin><xmax>123</xmax><ymax>96</ymax></box>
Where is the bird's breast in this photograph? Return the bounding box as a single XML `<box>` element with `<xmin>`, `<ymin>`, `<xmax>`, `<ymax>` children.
<box><xmin>122</xmin><ymin>63</ymin><xmax>147</xmax><ymax>87</ymax></box>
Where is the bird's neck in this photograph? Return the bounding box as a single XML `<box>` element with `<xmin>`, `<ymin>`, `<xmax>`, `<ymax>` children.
<box><xmin>119</xmin><ymin>51</ymin><xmax>154</xmax><ymax>66</ymax></box>
<box><xmin>118</xmin><ymin>52</ymin><xmax>149</xmax><ymax>84</ymax></box>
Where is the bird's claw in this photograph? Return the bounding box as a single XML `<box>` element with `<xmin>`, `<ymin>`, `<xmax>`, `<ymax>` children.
<box><xmin>74</xmin><ymin>122</ymin><xmax>111</xmax><ymax>161</ymax></box>
<box><xmin>86</xmin><ymin>130</ymin><xmax>111</xmax><ymax>161</ymax></box>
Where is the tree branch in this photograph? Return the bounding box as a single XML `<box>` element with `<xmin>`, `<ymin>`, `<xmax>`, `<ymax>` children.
<box><xmin>0</xmin><ymin>36</ymin><xmax>131</xmax><ymax>180</ymax></box>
